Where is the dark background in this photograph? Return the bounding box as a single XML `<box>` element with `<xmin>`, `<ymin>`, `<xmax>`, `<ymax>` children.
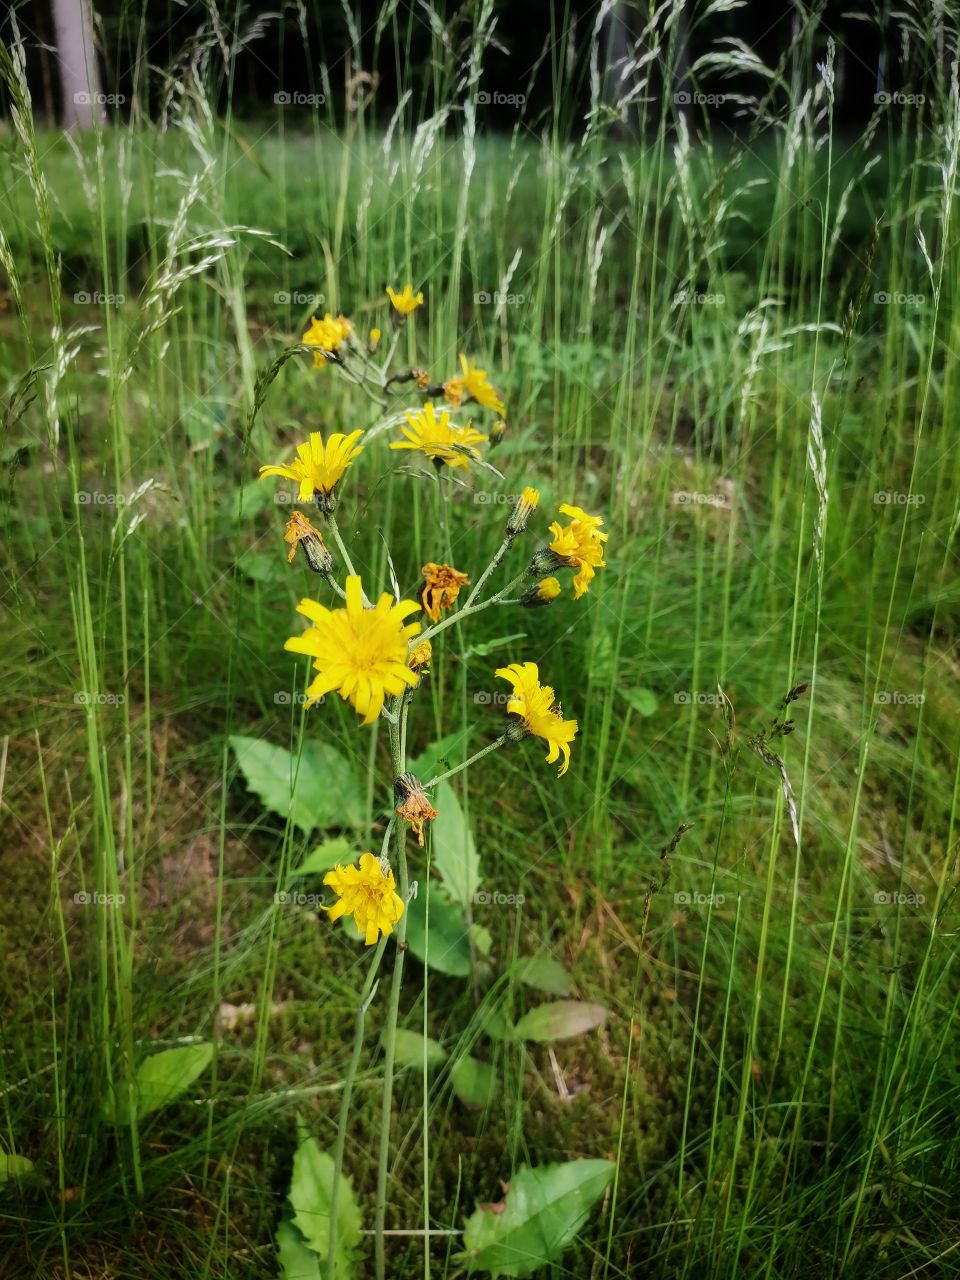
<box><xmin>4</xmin><ymin>0</ymin><xmax>938</xmax><ymax>130</ymax></box>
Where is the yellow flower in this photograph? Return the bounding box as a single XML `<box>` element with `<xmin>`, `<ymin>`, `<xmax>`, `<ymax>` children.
<box><xmin>548</xmin><ymin>504</ymin><xmax>608</xmax><ymax>598</ymax></box>
<box><xmin>369</xmin><ymin>327</ymin><xmax>382</xmax><ymax>350</ymax></box>
<box><xmin>420</xmin><ymin>562</ymin><xmax>470</xmax><ymax>623</ymax></box>
<box><xmin>323</xmin><ymin>852</ymin><xmax>405</xmax><ymax>945</ymax></box>
<box><xmin>408</xmin><ymin>639</ymin><xmax>433</xmax><ymax>674</ymax></box>
<box><xmin>302</xmin><ymin>313</ymin><xmax>352</xmax><ymax>368</ymax></box>
<box><xmin>495</xmin><ymin>661</ymin><xmax>578</xmax><ymax>777</ymax></box>
<box><xmin>507</xmin><ymin>485</ymin><xmax>540</xmax><ymax>535</ymax></box>
<box><xmin>520</xmin><ymin>577</ymin><xmax>561</xmax><ymax>608</ymax></box>
<box><xmin>390</xmin><ymin>402</ymin><xmax>487</xmax><ymax>469</ymax></box>
<box><xmin>445</xmin><ymin>354</ymin><xmax>504</xmax><ymax>415</ymax></box>
<box><xmin>284</xmin><ymin>575</ymin><xmax>421</xmax><ymax>724</ymax></box>
<box><xmin>386</xmin><ymin>284</ymin><xmax>424</xmax><ymax>316</ymax></box>
<box><xmin>259</xmin><ymin>430</ymin><xmax>364</xmax><ymax>507</ymax></box>
<box><xmin>394</xmin><ymin>773</ymin><xmax>439</xmax><ymax>847</ymax></box>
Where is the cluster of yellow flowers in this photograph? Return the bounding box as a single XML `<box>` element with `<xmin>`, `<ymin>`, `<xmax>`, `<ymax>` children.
<box><xmin>258</xmin><ymin>285</ymin><xmax>608</xmax><ymax>944</ymax></box>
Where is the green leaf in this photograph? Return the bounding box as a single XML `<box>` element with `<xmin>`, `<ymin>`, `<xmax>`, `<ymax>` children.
<box><xmin>0</xmin><ymin>1152</ymin><xmax>34</xmax><ymax>1183</ymax></box>
<box><xmin>404</xmin><ymin>881</ymin><xmax>472</xmax><ymax>976</ymax></box>
<box><xmin>289</xmin><ymin>1134</ymin><xmax>361</xmax><ymax>1278</ymax></box>
<box><xmin>230</xmin><ymin>737</ymin><xmax>363</xmax><ymax>834</ymax></box>
<box><xmin>105</xmin><ymin>1042</ymin><xmax>214</xmax><ymax>1123</ymax></box>
<box><xmin>237</xmin><ymin>548</ymin><xmax>288</xmax><ymax>583</ymax></box>
<box><xmin>621</xmin><ymin>687</ymin><xmax>658</xmax><ymax>717</ymax></box>
<box><xmin>409</xmin><ymin>733</ymin><xmax>468</xmax><ymax>782</ymax></box>
<box><xmin>451</xmin><ymin>1057</ymin><xmax>496</xmax><ymax>1108</ymax></box>
<box><xmin>466</xmin><ymin>632</ymin><xmax>527</xmax><ymax>658</ymax></box>
<box><xmin>292</xmin><ymin>837</ymin><xmax>355</xmax><ymax>877</ymax></box>
<box><xmin>432</xmin><ymin>782</ymin><xmax>481</xmax><ymax>906</ymax></box>
<box><xmin>458</xmin><ymin>1159</ymin><xmax>615</xmax><ymax>1277</ymax></box>
<box><xmin>392</xmin><ymin>1029</ymin><xmax>448</xmax><ymax>1068</ymax></box>
<box><xmin>276</xmin><ymin>1218</ymin><xmax>323</xmax><ymax>1280</ymax></box>
<box><xmin>481</xmin><ymin>1004</ymin><xmax>518</xmax><ymax>1042</ymax></box>
<box><xmin>516</xmin><ymin>956</ymin><xmax>573</xmax><ymax>997</ymax></box>
<box><xmin>513</xmin><ymin>1001</ymin><xmax>607</xmax><ymax>1042</ymax></box>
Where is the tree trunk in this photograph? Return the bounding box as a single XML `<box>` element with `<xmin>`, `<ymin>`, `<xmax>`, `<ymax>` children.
<box><xmin>51</xmin><ymin>0</ymin><xmax>103</xmax><ymax>129</ymax></box>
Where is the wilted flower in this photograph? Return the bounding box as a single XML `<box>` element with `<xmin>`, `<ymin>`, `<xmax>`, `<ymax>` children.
<box><xmin>390</xmin><ymin>403</ymin><xmax>487</xmax><ymax>470</ymax></box>
<box><xmin>420</xmin><ymin>562</ymin><xmax>470</xmax><ymax>622</ymax></box>
<box><xmin>259</xmin><ymin>430</ymin><xmax>364</xmax><ymax>512</ymax></box>
<box><xmin>283</xmin><ymin>511</ymin><xmax>334</xmax><ymax>575</ymax></box>
<box><xmin>302</xmin><ymin>313</ymin><xmax>352</xmax><ymax>368</ymax></box>
<box><xmin>386</xmin><ymin>284</ymin><xmax>424</xmax><ymax>316</ymax></box>
<box><xmin>495</xmin><ymin>661</ymin><xmax>578</xmax><ymax>776</ymax></box>
<box><xmin>408</xmin><ymin>639</ymin><xmax>433</xmax><ymax>674</ymax></box>
<box><xmin>284</xmin><ymin>575</ymin><xmax>421</xmax><ymax>724</ymax></box>
<box><xmin>323</xmin><ymin>852</ymin><xmax>405</xmax><ymax>945</ymax></box>
<box><xmin>394</xmin><ymin>773</ymin><xmax>439</xmax><ymax>847</ymax></box>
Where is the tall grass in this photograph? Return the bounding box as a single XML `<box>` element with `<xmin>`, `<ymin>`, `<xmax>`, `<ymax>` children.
<box><xmin>1</xmin><ymin>1</ymin><xmax>958</xmax><ymax>1276</ymax></box>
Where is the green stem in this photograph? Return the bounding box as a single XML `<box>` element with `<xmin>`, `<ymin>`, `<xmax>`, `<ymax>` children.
<box><xmin>424</xmin><ymin>735</ymin><xmax>508</xmax><ymax>789</ymax></box>
<box><xmin>418</xmin><ymin>572</ymin><xmax>526</xmax><ymax>645</ymax></box>
<box><xmin>462</xmin><ymin>534</ymin><xmax>515</xmax><ymax>608</ymax></box>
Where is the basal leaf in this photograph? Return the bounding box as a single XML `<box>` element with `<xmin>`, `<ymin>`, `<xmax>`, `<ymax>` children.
<box><xmin>404</xmin><ymin>881</ymin><xmax>472</xmax><ymax>976</ymax></box>
<box><xmin>451</xmin><ymin>1056</ymin><xmax>496</xmax><ymax>1108</ymax></box>
<box><xmin>0</xmin><ymin>1152</ymin><xmax>34</xmax><ymax>1183</ymax></box>
<box><xmin>292</xmin><ymin>836</ymin><xmax>355</xmax><ymax>877</ymax></box>
<box><xmin>289</xmin><ymin>1134</ymin><xmax>361</xmax><ymax>1278</ymax></box>
<box><xmin>458</xmin><ymin>1159</ymin><xmax>615</xmax><ymax>1277</ymax></box>
<box><xmin>513</xmin><ymin>1001</ymin><xmax>607</xmax><ymax>1042</ymax></box>
<box><xmin>516</xmin><ymin>955</ymin><xmax>573</xmax><ymax>997</ymax></box>
<box><xmin>105</xmin><ymin>1042</ymin><xmax>214</xmax><ymax>1124</ymax></box>
<box><xmin>621</xmin><ymin>687</ymin><xmax>658</xmax><ymax>717</ymax></box>
<box><xmin>431</xmin><ymin>781</ymin><xmax>481</xmax><ymax>906</ymax></box>
<box><xmin>392</xmin><ymin>1028</ymin><xmax>447</xmax><ymax>1068</ymax></box>
<box><xmin>230</xmin><ymin>737</ymin><xmax>363</xmax><ymax>834</ymax></box>
<box><xmin>276</xmin><ymin>1218</ymin><xmax>323</xmax><ymax>1280</ymax></box>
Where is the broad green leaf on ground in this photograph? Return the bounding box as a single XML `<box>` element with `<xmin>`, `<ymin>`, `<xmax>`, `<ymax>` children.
<box><xmin>621</xmin><ymin>687</ymin><xmax>658</xmax><ymax>716</ymax></box>
<box><xmin>408</xmin><ymin>733</ymin><xmax>469</xmax><ymax>782</ymax></box>
<box><xmin>276</xmin><ymin>1218</ymin><xmax>323</xmax><ymax>1280</ymax></box>
<box><xmin>105</xmin><ymin>1042</ymin><xmax>214</xmax><ymax>1123</ymax></box>
<box><xmin>513</xmin><ymin>1001</ymin><xmax>607</xmax><ymax>1042</ymax></box>
<box><xmin>392</xmin><ymin>1028</ymin><xmax>447</xmax><ymax>1068</ymax></box>
<box><xmin>458</xmin><ymin>1159</ymin><xmax>615</xmax><ymax>1276</ymax></box>
<box><xmin>404</xmin><ymin>881</ymin><xmax>472</xmax><ymax>976</ymax></box>
<box><xmin>516</xmin><ymin>955</ymin><xmax>573</xmax><ymax>997</ymax></box>
<box><xmin>292</xmin><ymin>836</ymin><xmax>355</xmax><ymax>877</ymax></box>
<box><xmin>432</xmin><ymin>781</ymin><xmax>481</xmax><ymax>906</ymax></box>
<box><xmin>230</xmin><ymin>737</ymin><xmax>363</xmax><ymax>834</ymax></box>
<box><xmin>470</xmin><ymin>922</ymin><xmax>493</xmax><ymax>957</ymax></box>
<box><xmin>0</xmin><ymin>1152</ymin><xmax>34</xmax><ymax>1182</ymax></box>
<box><xmin>237</xmin><ymin>548</ymin><xmax>287</xmax><ymax>583</ymax></box>
<box><xmin>481</xmin><ymin>1004</ymin><xmax>518</xmax><ymax>1041</ymax></box>
<box><xmin>451</xmin><ymin>1056</ymin><xmax>496</xmax><ymax>1107</ymax></box>
<box><xmin>289</xmin><ymin>1133</ymin><xmax>361</xmax><ymax>1278</ymax></box>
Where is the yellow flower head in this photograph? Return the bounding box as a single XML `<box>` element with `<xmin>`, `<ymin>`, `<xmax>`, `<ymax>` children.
<box><xmin>302</xmin><ymin>313</ymin><xmax>352</xmax><ymax>368</ymax></box>
<box><xmin>284</xmin><ymin>575</ymin><xmax>421</xmax><ymax>724</ymax></box>
<box><xmin>445</xmin><ymin>354</ymin><xmax>504</xmax><ymax>415</ymax></box>
<box><xmin>282</xmin><ymin>511</ymin><xmax>333</xmax><ymax>575</ymax></box>
<box><xmin>390</xmin><ymin>402</ymin><xmax>487</xmax><ymax>470</ymax></box>
<box><xmin>323</xmin><ymin>852</ymin><xmax>405</xmax><ymax>945</ymax></box>
<box><xmin>420</xmin><ymin>562</ymin><xmax>470</xmax><ymax>623</ymax></box>
<box><xmin>369</xmin><ymin>327</ymin><xmax>382</xmax><ymax>350</ymax></box>
<box><xmin>386</xmin><ymin>284</ymin><xmax>424</xmax><ymax>316</ymax></box>
<box><xmin>521</xmin><ymin>576</ymin><xmax>561</xmax><ymax>608</ymax></box>
<box><xmin>408</xmin><ymin>638</ymin><xmax>433</xmax><ymax>674</ymax></box>
<box><xmin>507</xmin><ymin>485</ymin><xmax>540</xmax><ymax>535</ymax></box>
<box><xmin>259</xmin><ymin>430</ymin><xmax>364</xmax><ymax>508</ymax></box>
<box><xmin>495</xmin><ymin>661</ymin><xmax>578</xmax><ymax>777</ymax></box>
<box><xmin>548</xmin><ymin>504</ymin><xmax>608</xmax><ymax>598</ymax></box>
<box><xmin>395</xmin><ymin>772</ymin><xmax>439</xmax><ymax>848</ymax></box>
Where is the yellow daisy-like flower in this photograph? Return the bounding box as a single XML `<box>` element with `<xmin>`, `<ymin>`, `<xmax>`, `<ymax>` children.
<box><xmin>390</xmin><ymin>402</ymin><xmax>487</xmax><ymax>470</ymax></box>
<box><xmin>259</xmin><ymin>430</ymin><xmax>364</xmax><ymax>506</ymax></box>
<box><xmin>420</xmin><ymin>562</ymin><xmax>470</xmax><ymax>623</ymax></box>
<box><xmin>548</xmin><ymin>504</ymin><xmax>608</xmax><ymax>598</ymax></box>
<box><xmin>302</xmin><ymin>313</ymin><xmax>352</xmax><ymax>368</ymax></box>
<box><xmin>284</xmin><ymin>575</ymin><xmax>421</xmax><ymax>724</ymax></box>
<box><xmin>456</xmin><ymin>354</ymin><xmax>505</xmax><ymax>415</ymax></box>
<box><xmin>323</xmin><ymin>852</ymin><xmax>405</xmax><ymax>945</ymax></box>
<box><xmin>495</xmin><ymin>661</ymin><xmax>579</xmax><ymax>777</ymax></box>
<box><xmin>520</xmin><ymin>576</ymin><xmax>561</xmax><ymax>608</ymax></box>
<box><xmin>386</xmin><ymin>284</ymin><xmax>424</xmax><ymax>316</ymax></box>
<box><xmin>507</xmin><ymin>485</ymin><xmax>540</xmax><ymax>535</ymax></box>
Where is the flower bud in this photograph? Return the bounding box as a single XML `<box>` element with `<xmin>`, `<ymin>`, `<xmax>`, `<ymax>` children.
<box><xmin>489</xmin><ymin>419</ymin><xmax>507</xmax><ymax>446</ymax></box>
<box><xmin>506</xmin><ymin>486</ymin><xmax>539</xmax><ymax>536</ymax></box>
<box><xmin>521</xmin><ymin>576</ymin><xmax>561</xmax><ymax>607</ymax></box>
